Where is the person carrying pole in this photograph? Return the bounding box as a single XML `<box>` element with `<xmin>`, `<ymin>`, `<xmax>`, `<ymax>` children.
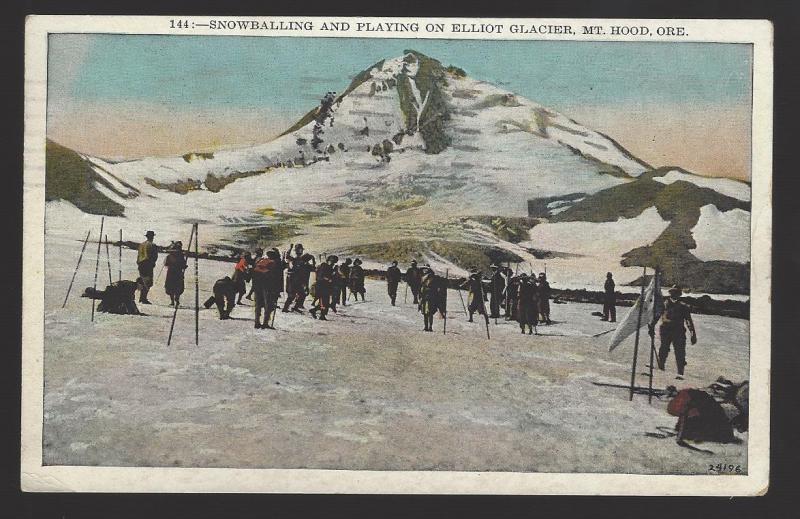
<box><xmin>516</xmin><ymin>273</ymin><xmax>539</xmax><ymax>335</ymax></box>
<box><xmin>404</xmin><ymin>259</ymin><xmax>421</xmax><ymax>304</ymax></box>
<box><xmin>136</xmin><ymin>230</ymin><xmax>158</xmax><ymax>305</ymax></box>
<box><xmin>459</xmin><ymin>267</ymin><xmax>487</xmax><ymax>323</ymax></box>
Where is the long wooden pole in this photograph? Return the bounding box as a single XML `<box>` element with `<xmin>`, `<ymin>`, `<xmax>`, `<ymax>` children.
<box><xmin>167</xmin><ymin>224</ymin><xmax>196</xmax><ymax>346</ymax></box>
<box><xmin>629</xmin><ymin>266</ymin><xmax>647</xmax><ymax>401</ymax></box>
<box><xmin>118</xmin><ymin>229</ymin><xmax>122</xmax><ymax>282</ymax></box>
<box><xmin>443</xmin><ymin>269</ymin><xmax>449</xmax><ymax>335</ymax></box>
<box><xmin>104</xmin><ymin>234</ymin><xmax>113</xmax><ymax>285</ymax></box>
<box><xmin>648</xmin><ymin>268</ymin><xmax>659</xmax><ymax>404</ymax></box>
<box><xmin>456</xmin><ymin>284</ymin><xmax>468</xmax><ymax>315</ymax></box>
<box><xmin>62</xmin><ymin>230</ymin><xmax>91</xmax><ymax>308</ymax></box>
<box><xmin>194</xmin><ymin>223</ymin><xmax>199</xmax><ymax>346</ymax></box>
<box><xmin>478</xmin><ymin>277</ymin><xmax>490</xmax><ymax>340</ymax></box>
<box><xmin>91</xmin><ymin>217</ymin><xmax>105</xmax><ymax>322</ymax></box>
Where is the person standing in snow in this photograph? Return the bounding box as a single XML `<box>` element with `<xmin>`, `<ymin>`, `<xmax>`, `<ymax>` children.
<box><xmin>386</xmin><ymin>260</ymin><xmax>402</xmax><ymax>306</ymax></box>
<box><xmin>516</xmin><ymin>273</ymin><xmax>539</xmax><ymax>335</ymax></box>
<box><xmin>459</xmin><ymin>267</ymin><xmax>488</xmax><ymax>323</ymax></box>
<box><xmin>419</xmin><ymin>265</ymin><xmax>446</xmax><ymax>332</ymax></box>
<box><xmin>649</xmin><ymin>286</ymin><xmax>697</xmax><ymax>379</ymax></box>
<box><xmin>310</xmin><ymin>255</ymin><xmax>338</xmax><ymax>321</ymax></box>
<box><xmin>602</xmin><ymin>272</ymin><xmax>617</xmax><ymax>322</ymax></box>
<box><xmin>405</xmin><ymin>259</ymin><xmax>422</xmax><ymax>304</ymax></box>
<box><xmin>349</xmin><ymin>258</ymin><xmax>366</xmax><ymax>301</ymax></box>
<box><xmin>337</xmin><ymin>258</ymin><xmax>352</xmax><ymax>306</ymax></box>
<box><xmin>251</xmin><ymin>249</ymin><xmax>282</xmax><ymax>329</ymax></box>
<box><xmin>537</xmin><ymin>272</ymin><xmax>552</xmax><ymax>324</ymax></box>
<box><xmin>163</xmin><ymin>241</ymin><xmax>188</xmax><ymax>307</ymax></box>
<box><xmin>136</xmin><ymin>230</ymin><xmax>158</xmax><ymax>305</ymax></box>
<box><xmin>245</xmin><ymin>247</ymin><xmax>263</xmax><ymax>301</ymax></box>
<box><xmin>231</xmin><ymin>251</ymin><xmax>251</xmax><ymax>305</ymax></box>
<box><xmin>488</xmin><ymin>264</ymin><xmax>505</xmax><ymax>318</ymax></box>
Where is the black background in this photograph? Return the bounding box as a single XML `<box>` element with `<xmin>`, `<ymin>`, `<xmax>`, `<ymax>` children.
<box><xmin>3</xmin><ymin>1</ymin><xmax>798</xmax><ymax>517</ymax></box>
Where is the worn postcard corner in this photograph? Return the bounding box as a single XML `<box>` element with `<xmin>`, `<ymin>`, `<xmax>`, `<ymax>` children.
<box><xmin>22</xmin><ymin>15</ymin><xmax>772</xmax><ymax>495</ymax></box>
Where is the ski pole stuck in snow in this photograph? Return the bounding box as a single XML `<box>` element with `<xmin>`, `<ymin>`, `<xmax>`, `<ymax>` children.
<box><xmin>91</xmin><ymin>217</ymin><xmax>105</xmax><ymax>322</ymax></box>
<box><xmin>62</xmin><ymin>230</ymin><xmax>91</xmax><ymax>309</ymax></box>
<box><xmin>105</xmin><ymin>234</ymin><xmax>113</xmax><ymax>285</ymax></box>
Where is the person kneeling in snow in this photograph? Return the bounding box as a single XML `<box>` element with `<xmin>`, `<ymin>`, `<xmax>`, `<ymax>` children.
<box><xmin>202</xmin><ymin>276</ymin><xmax>237</xmax><ymax>320</ymax></box>
<box><xmin>82</xmin><ymin>280</ymin><xmax>141</xmax><ymax>315</ymax></box>
<box><xmin>666</xmin><ymin>386</ymin><xmax>738</xmax><ymax>445</ymax></box>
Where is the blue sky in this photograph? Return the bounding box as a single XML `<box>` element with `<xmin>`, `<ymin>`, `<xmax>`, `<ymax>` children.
<box><xmin>55</xmin><ymin>35</ymin><xmax>751</xmax><ymax>113</ymax></box>
<box><xmin>47</xmin><ymin>34</ymin><xmax>753</xmax><ymax>178</ymax></box>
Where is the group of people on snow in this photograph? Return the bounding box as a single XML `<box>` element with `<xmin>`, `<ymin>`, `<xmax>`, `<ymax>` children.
<box><xmin>133</xmin><ymin>230</ymin><xmax>696</xmax><ymax>379</ymax></box>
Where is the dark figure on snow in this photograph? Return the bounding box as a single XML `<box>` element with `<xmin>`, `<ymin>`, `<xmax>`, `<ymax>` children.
<box><xmin>488</xmin><ymin>264</ymin><xmax>505</xmax><ymax>318</ymax></box>
<box><xmin>405</xmin><ymin>259</ymin><xmax>422</xmax><ymax>304</ymax></box>
<box><xmin>349</xmin><ymin>258</ymin><xmax>366</xmax><ymax>301</ymax></box>
<box><xmin>537</xmin><ymin>272</ymin><xmax>552</xmax><ymax>324</ymax></box>
<box><xmin>232</xmin><ymin>251</ymin><xmax>251</xmax><ymax>305</ymax></box>
<box><xmin>516</xmin><ymin>273</ymin><xmax>539</xmax><ymax>335</ymax></box>
<box><xmin>251</xmin><ymin>249</ymin><xmax>282</xmax><ymax>329</ymax></box>
<box><xmin>337</xmin><ymin>258</ymin><xmax>352</xmax><ymax>306</ymax></box>
<box><xmin>245</xmin><ymin>247</ymin><xmax>263</xmax><ymax>301</ymax></box>
<box><xmin>310</xmin><ymin>255</ymin><xmax>338</xmax><ymax>320</ymax></box>
<box><xmin>136</xmin><ymin>230</ymin><xmax>158</xmax><ymax>304</ymax></box>
<box><xmin>602</xmin><ymin>272</ymin><xmax>616</xmax><ymax>322</ymax></box>
<box><xmin>386</xmin><ymin>260</ymin><xmax>402</xmax><ymax>306</ymax></box>
<box><xmin>649</xmin><ymin>286</ymin><xmax>697</xmax><ymax>378</ymax></box>
<box><xmin>210</xmin><ymin>276</ymin><xmax>237</xmax><ymax>320</ymax></box>
<box><xmin>460</xmin><ymin>267</ymin><xmax>487</xmax><ymax>322</ymax></box>
<box><xmin>82</xmin><ymin>280</ymin><xmax>140</xmax><ymax>315</ymax></box>
<box><xmin>505</xmin><ymin>269</ymin><xmax>521</xmax><ymax>321</ymax></box>
<box><xmin>163</xmin><ymin>241</ymin><xmax>188</xmax><ymax>307</ymax></box>
<box><xmin>283</xmin><ymin>252</ymin><xmax>315</xmax><ymax>313</ymax></box>
<box><xmin>666</xmin><ymin>387</ymin><xmax>737</xmax><ymax>444</ymax></box>
<box><xmin>330</xmin><ymin>259</ymin><xmax>345</xmax><ymax>313</ymax></box>
<box><xmin>419</xmin><ymin>266</ymin><xmax>446</xmax><ymax>332</ymax></box>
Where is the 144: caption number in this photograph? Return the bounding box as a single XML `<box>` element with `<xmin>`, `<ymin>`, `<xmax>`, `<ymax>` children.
<box><xmin>708</xmin><ymin>463</ymin><xmax>742</xmax><ymax>474</ymax></box>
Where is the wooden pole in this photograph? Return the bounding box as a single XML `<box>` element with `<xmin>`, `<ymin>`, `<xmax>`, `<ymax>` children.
<box><xmin>194</xmin><ymin>223</ymin><xmax>199</xmax><ymax>346</ymax></box>
<box><xmin>118</xmin><ymin>229</ymin><xmax>122</xmax><ymax>282</ymax></box>
<box><xmin>62</xmin><ymin>230</ymin><xmax>91</xmax><ymax>308</ymax></box>
<box><xmin>456</xmin><ymin>283</ymin><xmax>468</xmax><ymax>315</ymax></box>
<box><xmin>629</xmin><ymin>266</ymin><xmax>647</xmax><ymax>401</ymax></box>
<box><xmin>478</xmin><ymin>277</ymin><xmax>490</xmax><ymax>340</ymax></box>
<box><xmin>648</xmin><ymin>268</ymin><xmax>659</xmax><ymax>404</ymax></box>
<box><xmin>105</xmin><ymin>234</ymin><xmax>113</xmax><ymax>285</ymax></box>
<box><xmin>167</xmin><ymin>224</ymin><xmax>196</xmax><ymax>346</ymax></box>
<box><xmin>443</xmin><ymin>269</ymin><xmax>448</xmax><ymax>335</ymax></box>
<box><xmin>91</xmin><ymin>217</ymin><xmax>105</xmax><ymax>322</ymax></box>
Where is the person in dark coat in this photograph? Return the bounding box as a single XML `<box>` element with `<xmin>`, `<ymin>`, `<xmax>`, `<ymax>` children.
<box><xmin>537</xmin><ymin>272</ymin><xmax>552</xmax><ymax>324</ymax></box>
<box><xmin>649</xmin><ymin>286</ymin><xmax>697</xmax><ymax>378</ymax></box>
<box><xmin>338</xmin><ymin>258</ymin><xmax>352</xmax><ymax>306</ymax></box>
<box><xmin>405</xmin><ymin>259</ymin><xmax>422</xmax><ymax>304</ymax></box>
<box><xmin>516</xmin><ymin>273</ymin><xmax>539</xmax><ymax>335</ymax></box>
<box><xmin>505</xmin><ymin>270</ymin><xmax>521</xmax><ymax>321</ymax></box>
<box><xmin>82</xmin><ymin>280</ymin><xmax>140</xmax><ymax>315</ymax></box>
<box><xmin>602</xmin><ymin>272</ymin><xmax>616</xmax><ymax>322</ymax></box>
<box><xmin>488</xmin><ymin>264</ymin><xmax>505</xmax><ymax>318</ymax></box>
<box><xmin>251</xmin><ymin>249</ymin><xmax>282</xmax><ymax>329</ymax></box>
<box><xmin>136</xmin><ymin>230</ymin><xmax>158</xmax><ymax>304</ymax></box>
<box><xmin>283</xmin><ymin>252</ymin><xmax>315</xmax><ymax>313</ymax></box>
<box><xmin>419</xmin><ymin>266</ymin><xmax>446</xmax><ymax>331</ymax></box>
<box><xmin>211</xmin><ymin>276</ymin><xmax>237</xmax><ymax>320</ymax></box>
<box><xmin>310</xmin><ymin>255</ymin><xmax>338</xmax><ymax>320</ymax></box>
<box><xmin>459</xmin><ymin>267</ymin><xmax>487</xmax><ymax>322</ymax></box>
<box><xmin>163</xmin><ymin>241</ymin><xmax>188</xmax><ymax>307</ymax></box>
<box><xmin>667</xmin><ymin>388</ymin><xmax>737</xmax><ymax>444</ymax></box>
<box><xmin>349</xmin><ymin>258</ymin><xmax>366</xmax><ymax>301</ymax></box>
<box><xmin>386</xmin><ymin>260</ymin><xmax>402</xmax><ymax>306</ymax></box>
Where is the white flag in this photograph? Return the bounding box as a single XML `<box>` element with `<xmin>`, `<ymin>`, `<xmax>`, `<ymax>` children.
<box><xmin>608</xmin><ymin>272</ymin><xmax>663</xmax><ymax>352</ymax></box>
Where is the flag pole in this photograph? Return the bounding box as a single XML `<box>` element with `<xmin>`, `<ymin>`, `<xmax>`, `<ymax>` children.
<box><xmin>62</xmin><ymin>230</ymin><xmax>91</xmax><ymax>308</ymax></box>
<box><xmin>648</xmin><ymin>268</ymin><xmax>660</xmax><ymax>404</ymax></box>
<box><xmin>629</xmin><ymin>266</ymin><xmax>647</xmax><ymax>401</ymax></box>
<box><xmin>91</xmin><ymin>217</ymin><xmax>105</xmax><ymax>322</ymax></box>
<box><xmin>194</xmin><ymin>223</ymin><xmax>199</xmax><ymax>346</ymax></box>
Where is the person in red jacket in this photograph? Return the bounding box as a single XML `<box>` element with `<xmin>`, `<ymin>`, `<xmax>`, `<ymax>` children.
<box><xmin>667</xmin><ymin>387</ymin><xmax>736</xmax><ymax>444</ymax></box>
<box><xmin>232</xmin><ymin>251</ymin><xmax>251</xmax><ymax>305</ymax></box>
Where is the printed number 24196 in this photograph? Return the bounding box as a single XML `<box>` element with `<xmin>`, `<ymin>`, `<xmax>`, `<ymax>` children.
<box><xmin>708</xmin><ymin>463</ymin><xmax>742</xmax><ymax>473</ymax></box>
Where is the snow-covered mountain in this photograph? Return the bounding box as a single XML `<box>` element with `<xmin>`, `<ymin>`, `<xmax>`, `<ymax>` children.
<box><xmin>44</xmin><ymin>50</ymin><xmax>751</xmax><ymax>294</ymax></box>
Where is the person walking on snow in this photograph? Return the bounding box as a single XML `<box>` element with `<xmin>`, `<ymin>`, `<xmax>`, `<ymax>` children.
<box><xmin>163</xmin><ymin>241</ymin><xmax>188</xmax><ymax>307</ymax></box>
<box><xmin>386</xmin><ymin>260</ymin><xmax>402</xmax><ymax>306</ymax></box>
<box><xmin>649</xmin><ymin>285</ymin><xmax>697</xmax><ymax>379</ymax></box>
<box><xmin>602</xmin><ymin>272</ymin><xmax>617</xmax><ymax>322</ymax></box>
